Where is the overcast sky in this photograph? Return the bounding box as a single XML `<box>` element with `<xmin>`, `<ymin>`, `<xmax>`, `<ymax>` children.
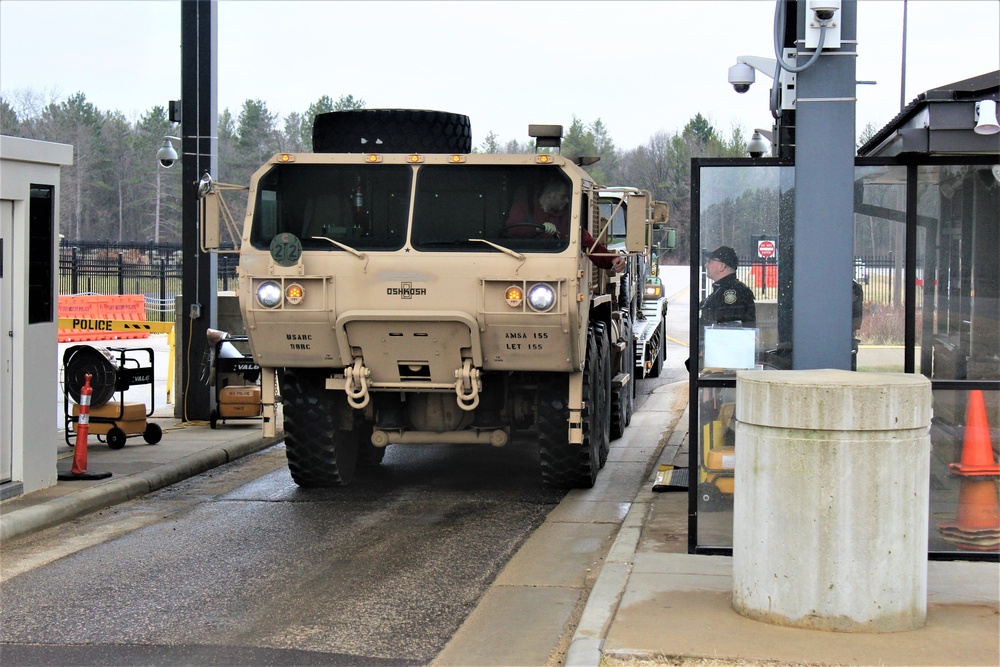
<box><xmin>2</xmin><ymin>1</ymin><xmax>998</xmax><ymax>150</ymax></box>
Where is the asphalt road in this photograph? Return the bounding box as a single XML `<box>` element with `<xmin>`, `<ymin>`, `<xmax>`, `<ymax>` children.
<box><xmin>0</xmin><ymin>439</ymin><xmax>570</xmax><ymax>664</ymax></box>
<box><xmin>8</xmin><ymin>265</ymin><xmax>692</xmax><ymax>666</ymax></box>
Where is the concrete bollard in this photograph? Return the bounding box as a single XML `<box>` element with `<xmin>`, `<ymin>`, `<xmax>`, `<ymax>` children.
<box><xmin>731</xmin><ymin>369</ymin><xmax>932</xmax><ymax>632</ymax></box>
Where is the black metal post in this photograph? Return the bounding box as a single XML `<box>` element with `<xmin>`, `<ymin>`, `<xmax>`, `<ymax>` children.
<box><xmin>180</xmin><ymin>0</ymin><xmax>218</xmax><ymax>420</ymax></box>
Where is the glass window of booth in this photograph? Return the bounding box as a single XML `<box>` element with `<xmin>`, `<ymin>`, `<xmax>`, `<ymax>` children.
<box><xmin>691</xmin><ymin>158</ymin><xmax>999</xmax><ymax>558</ymax></box>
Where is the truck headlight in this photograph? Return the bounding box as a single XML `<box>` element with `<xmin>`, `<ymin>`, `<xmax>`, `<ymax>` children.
<box><xmin>527</xmin><ymin>283</ymin><xmax>556</xmax><ymax>312</ymax></box>
<box><xmin>256</xmin><ymin>281</ymin><xmax>282</xmax><ymax>308</ymax></box>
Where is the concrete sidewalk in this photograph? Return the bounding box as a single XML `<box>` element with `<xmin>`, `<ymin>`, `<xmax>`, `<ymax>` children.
<box><xmin>0</xmin><ymin>407</ymin><xmax>283</xmax><ymax>543</ymax></box>
<box><xmin>567</xmin><ymin>411</ymin><xmax>1000</xmax><ymax>667</ymax></box>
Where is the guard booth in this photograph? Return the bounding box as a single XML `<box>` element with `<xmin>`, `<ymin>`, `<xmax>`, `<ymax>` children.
<box><xmin>0</xmin><ymin>136</ymin><xmax>74</xmax><ymax>499</ymax></box>
<box><xmin>689</xmin><ymin>71</ymin><xmax>1000</xmax><ymax>560</ymax></box>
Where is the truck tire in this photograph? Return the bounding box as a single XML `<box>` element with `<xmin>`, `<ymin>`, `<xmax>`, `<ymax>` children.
<box><xmin>312</xmin><ymin>109</ymin><xmax>472</xmax><ymax>154</ymax></box>
<box><xmin>282</xmin><ymin>368</ymin><xmax>360</xmax><ymax>486</ymax></box>
<box><xmin>611</xmin><ymin>324</ymin><xmax>634</xmax><ymax>441</ymax></box>
<box><xmin>537</xmin><ymin>323</ymin><xmax>605</xmax><ymax>488</ymax></box>
<box><xmin>592</xmin><ymin>322</ymin><xmax>612</xmax><ymax>465</ymax></box>
<box><xmin>357</xmin><ymin>423</ymin><xmax>386</xmax><ymax>467</ymax></box>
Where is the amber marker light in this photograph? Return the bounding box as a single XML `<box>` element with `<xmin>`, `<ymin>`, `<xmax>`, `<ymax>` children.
<box><xmin>408</xmin><ymin>154</ymin><xmax>423</xmax><ymax>163</ymax></box>
<box><xmin>536</xmin><ymin>155</ymin><xmax>552</xmax><ymax>164</ymax></box>
<box><xmin>278</xmin><ymin>153</ymin><xmax>294</xmax><ymax>162</ymax></box>
<box><xmin>366</xmin><ymin>154</ymin><xmax>382</xmax><ymax>163</ymax></box>
<box><xmin>504</xmin><ymin>285</ymin><xmax>524</xmax><ymax>308</ymax></box>
<box><xmin>449</xmin><ymin>154</ymin><xmax>466</xmax><ymax>163</ymax></box>
<box><xmin>285</xmin><ymin>283</ymin><xmax>305</xmax><ymax>305</ymax></box>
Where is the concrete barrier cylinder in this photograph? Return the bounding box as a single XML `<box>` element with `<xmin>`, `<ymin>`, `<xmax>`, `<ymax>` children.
<box><xmin>731</xmin><ymin>369</ymin><xmax>932</xmax><ymax>632</ymax></box>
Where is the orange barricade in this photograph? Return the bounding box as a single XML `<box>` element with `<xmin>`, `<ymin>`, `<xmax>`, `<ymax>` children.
<box><xmin>58</xmin><ymin>295</ymin><xmax>150</xmax><ymax>342</ymax></box>
<box><xmin>749</xmin><ymin>265</ymin><xmax>778</xmax><ymax>289</ymax></box>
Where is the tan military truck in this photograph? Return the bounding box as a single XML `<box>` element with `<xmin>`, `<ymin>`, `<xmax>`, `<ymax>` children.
<box><xmin>598</xmin><ymin>188</ymin><xmax>673</xmax><ymax>385</ymax></box>
<box><xmin>199</xmin><ymin>109</ymin><xmax>653</xmax><ymax>489</ymax></box>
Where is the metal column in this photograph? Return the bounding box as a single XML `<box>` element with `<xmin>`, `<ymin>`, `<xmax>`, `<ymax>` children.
<box><xmin>180</xmin><ymin>0</ymin><xmax>218</xmax><ymax>420</ymax></box>
<box><xmin>791</xmin><ymin>0</ymin><xmax>858</xmax><ymax>369</ymax></box>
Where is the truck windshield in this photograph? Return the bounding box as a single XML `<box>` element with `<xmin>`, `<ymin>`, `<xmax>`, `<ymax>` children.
<box><xmin>411</xmin><ymin>165</ymin><xmax>571</xmax><ymax>254</ymax></box>
<box><xmin>250</xmin><ymin>163</ymin><xmax>411</xmax><ymax>251</ymax></box>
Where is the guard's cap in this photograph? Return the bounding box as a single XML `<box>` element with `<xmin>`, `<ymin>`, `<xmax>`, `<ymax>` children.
<box><xmin>703</xmin><ymin>245</ymin><xmax>739</xmax><ymax>269</ymax></box>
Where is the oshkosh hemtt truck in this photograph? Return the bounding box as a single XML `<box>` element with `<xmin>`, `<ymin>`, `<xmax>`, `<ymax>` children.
<box><xmin>597</xmin><ymin>188</ymin><xmax>672</xmax><ymax>383</ymax></box>
<box><xmin>199</xmin><ymin>109</ymin><xmax>654</xmax><ymax>489</ymax></box>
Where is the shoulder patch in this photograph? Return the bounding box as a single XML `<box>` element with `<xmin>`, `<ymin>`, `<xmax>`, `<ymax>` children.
<box><xmin>723</xmin><ymin>289</ymin><xmax>737</xmax><ymax>304</ymax></box>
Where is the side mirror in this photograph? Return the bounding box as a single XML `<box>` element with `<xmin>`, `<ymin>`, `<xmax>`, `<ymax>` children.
<box><xmin>662</xmin><ymin>227</ymin><xmax>677</xmax><ymax>252</ymax></box>
<box><xmin>196</xmin><ymin>172</ymin><xmax>247</xmax><ymax>253</ymax></box>
<box><xmin>199</xmin><ymin>180</ymin><xmax>222</xmax><ymax>251</ymax></box>
<box><xmin>625</xmin><ymin>191</ymin><xmax>648</xmax><ymax>253</ymax></box>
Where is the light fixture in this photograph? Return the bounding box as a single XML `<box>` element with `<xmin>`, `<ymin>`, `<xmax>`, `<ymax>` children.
<box><xmin>747</xmin><ymin>131</ymin><xmax>770</xmax><ymax>158</ymax></box>
<box><xmin>256</xmin><ymin>281</ymin><xmax>282</xmax><ymax>308</ymax></box>
<box><xmin>526</xmin><ymin>283</ymin><xmax>556</xmax><ymax>312</ymax></box>
<box><xmin>974</xmin><ymin>100</ymin><xmax>1000</xmax><ymax>135</ymax></box>
<box><xmin>156</xmin><ymin>135</ymin><xmax>181</xmax><ymax>168</ymax></box>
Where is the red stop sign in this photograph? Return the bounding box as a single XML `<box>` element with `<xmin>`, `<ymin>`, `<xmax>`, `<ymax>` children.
<box><xmin>758</xmin><ymin>240</ymin><xmax>776</xmax><ymax>258</ymax></box>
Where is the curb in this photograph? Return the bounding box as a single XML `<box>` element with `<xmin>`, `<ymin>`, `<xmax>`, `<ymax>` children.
<box><xmin>565</xmin><ymin>403</ymin><xmax>690</xmax><ymax>667</ymax></box>
<box><xmin>565</xmin><ymin>493</ymin><xmax>648</xmax><ymax>667</ymax></box>
<box><xmin>0</xmin><ymin>432</ymin><xmax>281</xmax><ymax>543</ymax></box>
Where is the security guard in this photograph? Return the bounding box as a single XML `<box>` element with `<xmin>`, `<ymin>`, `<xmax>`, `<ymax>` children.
<box><xmin>700</xmin><ymin>246</ymin><xmax>756</xmax><ymax>327</ymax></box>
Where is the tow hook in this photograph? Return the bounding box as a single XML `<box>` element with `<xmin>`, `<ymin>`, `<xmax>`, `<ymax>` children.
<box><xmin>344</xmin><ymin>357</ymin><xmax>371</xmax><ymax>409</ymax></box>
<box><xmin>454</xmin><ymin>359</ymin><xmax>481</xmax><ymax>411</ymax></box>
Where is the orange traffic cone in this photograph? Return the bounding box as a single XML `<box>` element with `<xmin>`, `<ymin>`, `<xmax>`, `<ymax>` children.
<box><xmin>948</xmin><ymin>389</ymin><xmax>1000</xmax><ymax>476</ymax></box>
<box><xmin>938</xmin><ymin>477</ymin><xmax>1000</xmax><ymax>551</ymax></box>
<box><xmin>59</xmin><ymin>374</ymin><xmax>112</xmax><ymax>481</ymax></box>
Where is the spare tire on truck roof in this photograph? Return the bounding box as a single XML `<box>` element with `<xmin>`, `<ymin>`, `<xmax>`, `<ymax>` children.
<box><xmin>312</xmin><ymin>109</ymin><xmax>472</xmax><ymax>154</ymax></box>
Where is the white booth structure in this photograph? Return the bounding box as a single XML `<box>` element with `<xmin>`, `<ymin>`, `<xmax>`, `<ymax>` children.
<box><xmin>0</xmin><ymin>135</ymin><xmax>73</xmax><ymax>499</ymax></box>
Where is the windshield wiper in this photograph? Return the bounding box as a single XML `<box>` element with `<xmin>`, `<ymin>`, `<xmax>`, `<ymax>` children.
<box><xmin>310</xmin><ymin>235</ymin><xmax>370</xmax><ymax>273</ymax></box>
<box><xmin>310</xmin><ymin>236</ymin><xmax>367</xmax><ymax>260</ymax></box>
<box><xmin>469</xmin><ymin>238</ymin><xmax>525</xmax><ymax>261</ymax></box>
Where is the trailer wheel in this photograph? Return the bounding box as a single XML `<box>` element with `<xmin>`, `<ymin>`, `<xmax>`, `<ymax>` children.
<box><xmin>312</xmin><ymin>109</ymin><xmax>472</xmax><ymax>154</ymax></box>
<box><xmin>698</xmin><ymin>482</ymin><xmax>723</xmax><ymax>512</ymax></box>
<box><xmin>143</xmin><ymin>422</ymin><xmax>162</xmax><ymax>445</ymax></box>
<box><xmin>106</xmin><ymin>427</ymin><xmax>127</xmax><ymax>450</ymax></box>
<box><xmin>538</xmin><ymin>323</ymin><xmax>604</xmax><ymax>488</ymax></box>
<box><xmin>282</xmin><ymin>368</ymin><xmax>360</xmax><ymax>487</ymax></box>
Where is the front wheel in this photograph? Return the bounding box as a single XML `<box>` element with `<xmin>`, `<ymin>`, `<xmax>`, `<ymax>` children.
<box><xmin>282</xmin><ymin>368</ymin><xmax>361</xmax><ymax>487</ymax></box>
<box><xmin>537</xmin><ymin>323</ymin><xmax>607</xmax><ymax>488</ymax></box>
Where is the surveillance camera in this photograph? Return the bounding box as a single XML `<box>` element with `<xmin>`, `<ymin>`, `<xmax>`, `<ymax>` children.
<box><xmin>809</xmin><ymin>1</ymin><xmax>840</xmax><ymax>22</ymax></box>
<box><xmin>728</xmin><ymin>62</ymin><xmax>755</xmax><ymax>94</ymax></box>
<box><xmin>156</xmin><ymin>138</ymin><xmax>179</xmax><ymax>169</ymax></box>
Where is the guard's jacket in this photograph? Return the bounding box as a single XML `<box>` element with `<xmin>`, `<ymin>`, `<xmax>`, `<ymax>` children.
<box><xmin>701</xmin><ymin>272</ymin><xmax>756</xmax><ymax>328</ymax></box>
